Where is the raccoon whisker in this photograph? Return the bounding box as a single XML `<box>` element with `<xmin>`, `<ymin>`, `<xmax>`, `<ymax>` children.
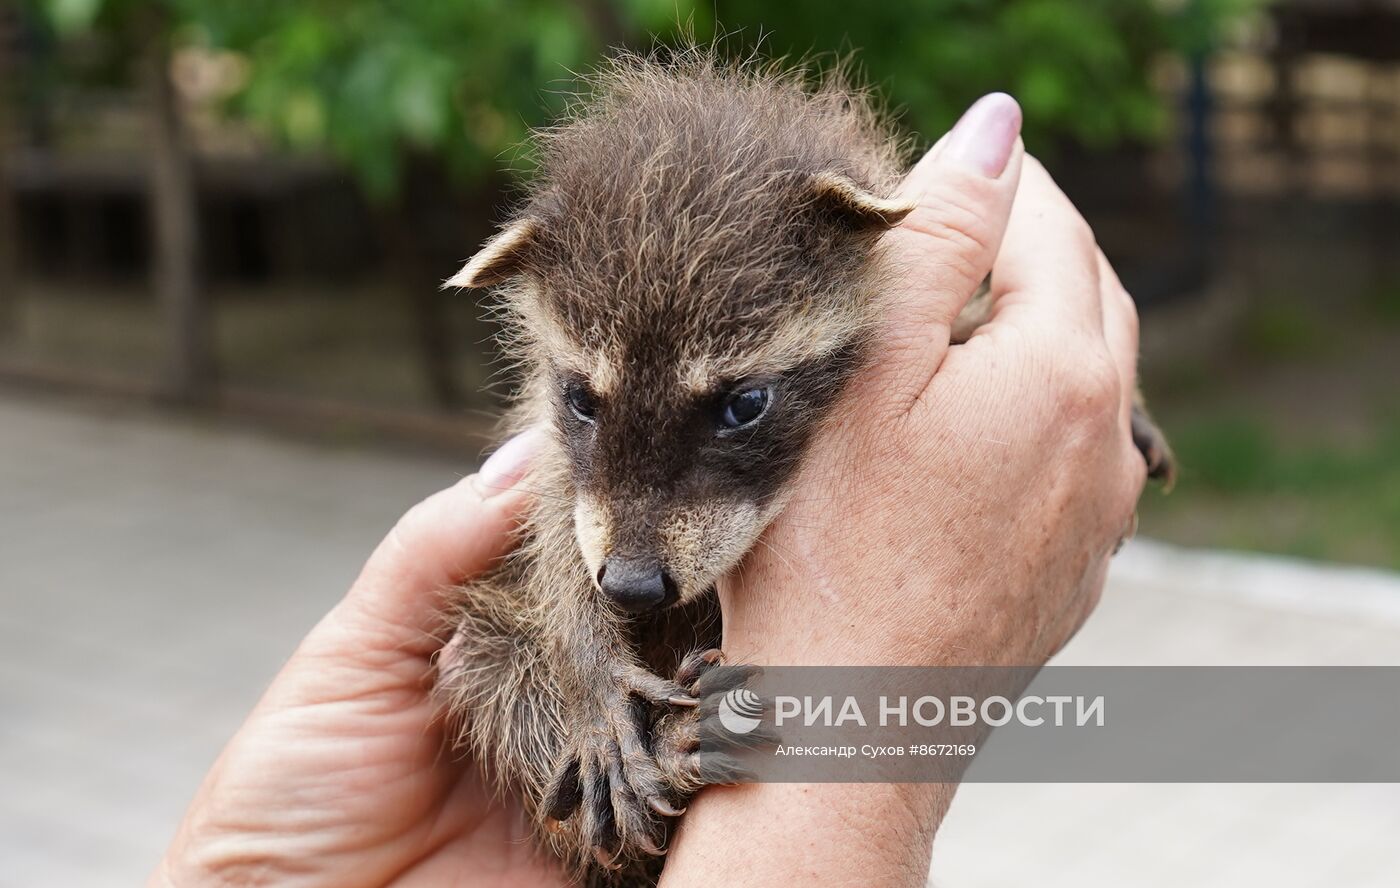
<box><xmin>758</xmin><ymin>520</ymin><xmax>826</xmax><ymax>533</ymax></box>
<box><xmin>752</xmin><ymin>534</ymin><xmax>803</xmax><ymax>578</ymax></box>
<box><xmin>934</xmin><ymin>421</ymin><xmax>1014</xmax><ymax>449</ymax></box>
<box><xmin>762</xmin><ymin>490</ymin><xmax>842</xmax><ymax>515</ymax></box>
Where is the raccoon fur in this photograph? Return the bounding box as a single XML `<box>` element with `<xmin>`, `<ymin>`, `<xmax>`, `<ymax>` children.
<box><xmin>438</xmin><ymin>49</ymin><xmax>1173</xmax><ymax>887</ymax></box>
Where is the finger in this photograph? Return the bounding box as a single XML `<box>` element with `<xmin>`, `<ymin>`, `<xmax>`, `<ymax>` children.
<box><xmin>1094</xmin><ymin>252</ymin><xmax>1157</xmax><ymax>502</ymax></box>
<box><xmin>878</xmin><ymin>94</ymin><xmax>1023</xmax><ymax>398</ymax></box>
<box><xmin>990</xmin><ymin>156</ymin><xmax>1103</xmax><ymax>337</ymax></box>
<box><xmin>1095</xmin><ymin>250</ymin><xmax>1140</xmax><ymax>436</ymax></box>
<box><xmin>340</xmin><ymin>427</ymin><xmax>544</xmax><ymax>648</ymax></box>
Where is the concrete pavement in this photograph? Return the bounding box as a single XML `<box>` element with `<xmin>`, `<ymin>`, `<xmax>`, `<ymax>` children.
<box><xmin>1</xmin><ymin>394</ymin><xmax>1396</xmax><ymax>888</ymax></box>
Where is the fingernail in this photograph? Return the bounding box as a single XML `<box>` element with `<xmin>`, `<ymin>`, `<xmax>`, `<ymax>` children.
<box><xmin>474</xmin><ymin>429</ymin><xmax>540</xmax><ymax>498</ymax></box>
<box><xmin>940</xmin><ymin>93</ymin><xmax>1022</xmax><ymax>177</ymax></box>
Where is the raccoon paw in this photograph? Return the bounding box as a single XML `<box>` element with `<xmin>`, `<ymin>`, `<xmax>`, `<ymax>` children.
<box><xmin>541</xmin><ymin>666</ymin><xmax>700</xmax><ymax>868</ymax></box>
<box><xmin>652</xmin><ymin>651</ymin><xmax>771</xmax><ymax>795</ymax></box>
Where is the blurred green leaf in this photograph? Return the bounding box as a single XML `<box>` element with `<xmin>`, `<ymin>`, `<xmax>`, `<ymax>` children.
<box><xmin>31</xmin><ymin>0</ymin><xmax>1268</xmax><ymax>199</ymax></box>
<box><xmin>45</xmin><ymin>0</ymin><xmax>105</xmax><ymax>34</ymax></box>
<box><xmin>1176</xmin><ymin>417</ymin><xmax>1276</xmax><ymax>492</ymax></box>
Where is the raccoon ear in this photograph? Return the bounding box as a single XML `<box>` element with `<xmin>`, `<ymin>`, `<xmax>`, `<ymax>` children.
<box><xmin>443</xmin><ymin>217</ymin><xmax>541</xmax><ymax>289</ymax></box>
<box><xmin>810</xmin><ymin>172</ymin><xmax>916</xmax><ymax>229</ymax></box>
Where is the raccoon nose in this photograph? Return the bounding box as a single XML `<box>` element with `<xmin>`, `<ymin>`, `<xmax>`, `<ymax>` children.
<box><xmin>598</xmin><ymin>557</ymin><xmax>676</xmax><ymax>613</ymax></box>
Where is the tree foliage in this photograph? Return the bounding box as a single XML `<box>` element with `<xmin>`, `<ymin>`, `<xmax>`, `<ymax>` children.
<box><xmin>179</xmin><ymin>0</ymin><xmax>696</xmax><ymax>198</ymax></box>
<box><xmin>713</xmin><ymin>0</ymin><xmax>1260</xmax><ymax>152</ymax></box>
<box><xmin>30</xmin><ymin>0</ymin><xmax>1267</xmax><ymax>200</ymax></box>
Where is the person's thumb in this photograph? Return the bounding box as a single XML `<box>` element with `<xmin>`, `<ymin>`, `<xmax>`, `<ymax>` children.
<box><xmin>878</xmin><ymin>93</ymin><xmax>1023</xmax><ymax>402</ymax></box>
<box><xmin>326</xmin><ymin>428</ymin><xmax>543</xmax><ymax>660</ymax></box>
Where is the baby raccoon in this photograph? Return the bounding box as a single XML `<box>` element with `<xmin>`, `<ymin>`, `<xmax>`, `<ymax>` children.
<box><xmin>440</xmin><ymin>50</ymin><xmax>1172</xmax><ymax>886</ymax></box>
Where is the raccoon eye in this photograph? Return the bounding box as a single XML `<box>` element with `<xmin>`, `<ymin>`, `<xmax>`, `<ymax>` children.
<box><xmin>564</xmin><ymin>383</ymin><xmax>598</xmax><ymax>423</ymax></box>
<box><xmin>720</xmin><ymin>386</ymin><xmax>771</xmax><ymax>430</ymax></box>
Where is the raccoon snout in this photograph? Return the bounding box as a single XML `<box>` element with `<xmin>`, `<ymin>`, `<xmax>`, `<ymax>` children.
<box><xmin>597</xmin><ymin>556</ymin><xmax>677</xmax><ymax>613</ymax></box>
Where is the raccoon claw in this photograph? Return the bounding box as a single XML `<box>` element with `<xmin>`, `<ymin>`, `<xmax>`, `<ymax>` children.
<box><xmin>616</xmin><ymin>665</ymin><xmax>701</xmax><ymax>709</ymax></box>
<box><xmin>674</xmin><ymin>648</ymin><xmax>724</xmax><ymax>686</ymax></box>
<box><xmin>543</xmin><ymin>671</ymin><xmax>692</xmax><ymax>864</ymax></box>
<box><xmin>592</xmin><ymin>846</ymin><xmax>624</xmax><ymax>870</ymax></box>
<box><xmin>544</xmin><ymin>656</ymin><xmax>763</xmax><ymax>866</ymax></box>
<box><xmin>651</xmin><ymin>655</ymin><xmax>771</xmax><ymax>792</ymax></box>
<box><xmin>648</xmin><ymin>796</ymin><xmax>687</xmax><ymax>817</ymax></box>
<box><xmin>635</xmin><ymin>832</ymin><xmax>669</xmax><ymax>856</ymax></box>
<box><xmin>569</xmin><ymin>736</ymin><xmax>670</xmax><ymax>865</ymax></box>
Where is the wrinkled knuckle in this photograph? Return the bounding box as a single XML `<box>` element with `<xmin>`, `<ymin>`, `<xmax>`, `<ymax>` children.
<box><xmin>1105</xmin><ymin>455</ymin><xmax>1144</xmax><ymax>524</ymax></box>
<box><xmin>1124</xmin><ymin>444</ymin><xmax>1149</xmax><ymax>501</ymax></box>
<box><xmin>1119</xmin><ymin>287</ymin><xmax>1141</xmax><ymax>339</ymax></box>
<box><xmin>902</xmin><ymin>192</ymin><xmax>996</xmax><ymax>273</ymax></box>
<box><xmin>1054</xmin><ymin>352</ymin><xmax>1121</xmax><ymax>424</ymax></box>
<box><xmin>1066</xmin><ymin>214</ymin><xmax>1099</xmax><ymax>259</ymax></box>
<box><xmin>1123</xmin><ymin>424</ymin><xmax>1150</xmax><ymax>481</ymax></box>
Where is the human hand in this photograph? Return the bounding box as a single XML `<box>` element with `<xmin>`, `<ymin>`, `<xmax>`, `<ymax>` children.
<box><xmin>150</xmin><ymin>431</ymin><xmax>564</xmax><ymax>888</ymax></box>
<box><xmin>722</xmin><ymin>94</ymin><xmax>1145</xmax><ymax>669</ymax></box>
<box><xmin>664</xmin><ymin>93</ymin><xmax>1147</xmax><ymax>886</ymax></box>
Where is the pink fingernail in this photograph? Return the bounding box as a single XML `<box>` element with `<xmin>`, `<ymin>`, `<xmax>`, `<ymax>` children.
<box><xmin>475</xmin><ymin>429</ymin><xmax>541</xmax><ymax>497</ymax></box>
<box><xmin>940</xmin><ymin>93</ymin><xmax>1022</xmax><ymax>177</ymax></box>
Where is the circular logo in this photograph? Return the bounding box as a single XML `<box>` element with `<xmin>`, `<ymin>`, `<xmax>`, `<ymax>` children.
<box><xmin>717</xmin><ymin>687</ymin><xmax>763</xmax><ymax>735</ymax></box>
